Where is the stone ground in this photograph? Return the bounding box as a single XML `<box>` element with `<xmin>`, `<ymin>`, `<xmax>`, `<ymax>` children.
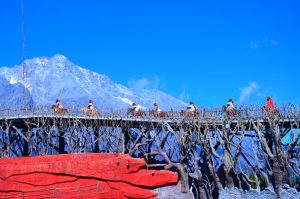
<box><xmin>154</xmin><ymin>183</ymin><xmax>300</xmax><ymax>199</ymax></box>
<box><xmin>153</xmin><ymin>182</ymin><xmax>194</xmax><ymax>199</ymax></box>
<box><xmin>219</xmin><ymin>185</ymin><xmax>300</xmax><ymax>199</ymax></box>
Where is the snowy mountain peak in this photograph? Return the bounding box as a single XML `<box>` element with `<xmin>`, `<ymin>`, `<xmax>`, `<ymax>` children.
<box><xmin>31</xmin><ymin>54</ymin><xmax>68</xmax><ymax>63</ymax></box>
<box><xmin>25</xmin><ymin>54</ymin><xmax>72</xmax><ymax>71</ymax></box>
<box><xmin>0</xmin><ymin>54</ymin><xmax>186</xmax><ymax>110</ymax></box>
<box><xmin>52</xmin><ymin>54</ymin><xmax>68</xmax><ymax>61</ymax></box>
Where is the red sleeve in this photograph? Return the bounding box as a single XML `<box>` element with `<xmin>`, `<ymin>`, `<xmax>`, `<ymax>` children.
<box><xmin>271</xmin><ymin>100</ymin><xmax>275</xmax><ymax>108</ymax></box>
<box><xmin>267</xmin><ymin>100</ymin><xmax>275</xmax><ymax>108</ymax></box>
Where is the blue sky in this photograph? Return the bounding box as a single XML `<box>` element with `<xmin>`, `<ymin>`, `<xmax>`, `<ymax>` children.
<box><xmin>0</xmin><ymin>0</ymin><xmax>299</xmax><ymax>107</ymax></box>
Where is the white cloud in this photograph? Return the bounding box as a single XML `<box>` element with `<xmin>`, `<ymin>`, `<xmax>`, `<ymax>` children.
<box><xmin>250</xmin><ymin>41</ymin><xmax>259</xmax><ymax>49</ymax></box>
<box><xmin>250</xmin><ymin>38</ymin><xmax>278</xmax><ymax>49</ymax></box>
<box><xmin>179</xmin><ymin>89</ymin><xmax>190</xmax><ymax>101</ymax></box>
<box><xmin>128</xmin><ymin>75</ymin><xmax>161</xmax><ymax>90</ymax></box>
<box><xmin>269</xmin><ymin>39</ymin><xmax>278</xmax><ymax>46</ymax></box>
<box><xmin>239</xmin><ymin>82</ymin><xmax>261</xmax><ymax>104</ymax></box>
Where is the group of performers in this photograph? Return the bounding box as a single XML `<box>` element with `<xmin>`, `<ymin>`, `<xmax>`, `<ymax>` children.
<box><xmin>52</xmin><ymin>96</ymin><xmax>276</xmax><ymax>116</ymax></box>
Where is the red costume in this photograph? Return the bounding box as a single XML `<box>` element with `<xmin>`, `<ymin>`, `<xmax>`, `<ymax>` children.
<box><xmin>266</xmin><ymin>97</ymin><xmax>275</xmax><ymax>111</ymax></box>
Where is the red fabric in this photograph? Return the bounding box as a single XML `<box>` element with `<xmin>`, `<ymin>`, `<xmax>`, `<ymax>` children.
<box><xmin>266</xmin><ymin>99</ymin><xmax>275</xmax><ymax>110</ymax></box>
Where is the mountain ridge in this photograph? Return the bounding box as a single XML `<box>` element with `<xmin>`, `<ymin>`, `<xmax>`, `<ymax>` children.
<box><xmin>0</xmin><ymin>54</ymin><xmax>187</xmax><ymax>110</ymax></box>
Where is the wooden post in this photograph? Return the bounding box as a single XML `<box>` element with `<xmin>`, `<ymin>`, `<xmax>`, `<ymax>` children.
<box><xmin>23</xmin><ymin>131</ymin><xmax>29</xmax><ymax>156</ymax></box>
<box><xmin>59</xmin><ymin>126</ymin><xmax>65</xmax><ymax>154</ymax></box>
<box><xmin>22</xmin><ymin>123</ymin><xmax>29</xmax><ymax>156</ymax></box>
<box><xmin>93</xmin><ymin>127</ymin><xmax>100</xmax><ymax>153</ymax></box>
<box><xmin>122</xmin><ymin>127</ymin><xmax>130</xmax><ymax>154</ymax></box>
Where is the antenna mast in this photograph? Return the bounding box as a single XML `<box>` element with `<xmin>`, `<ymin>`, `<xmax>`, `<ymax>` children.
<box><xmin>21</xmin><ymin>0</ymin><xmax>27</xmax><ymax>109</ymax></box>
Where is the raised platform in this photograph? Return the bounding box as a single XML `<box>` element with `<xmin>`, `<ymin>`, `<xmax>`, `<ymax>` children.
<box><xmin>0</xmin><ymin>112</ymin><xmax>298</xmax><ymax>130</ymax></box>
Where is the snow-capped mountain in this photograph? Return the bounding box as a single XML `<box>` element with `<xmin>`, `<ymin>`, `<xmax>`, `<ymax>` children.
<box><xmin>0</xmin><ymin>54</ymin><xmax>186</xmax><ymax>110</ymax></box>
